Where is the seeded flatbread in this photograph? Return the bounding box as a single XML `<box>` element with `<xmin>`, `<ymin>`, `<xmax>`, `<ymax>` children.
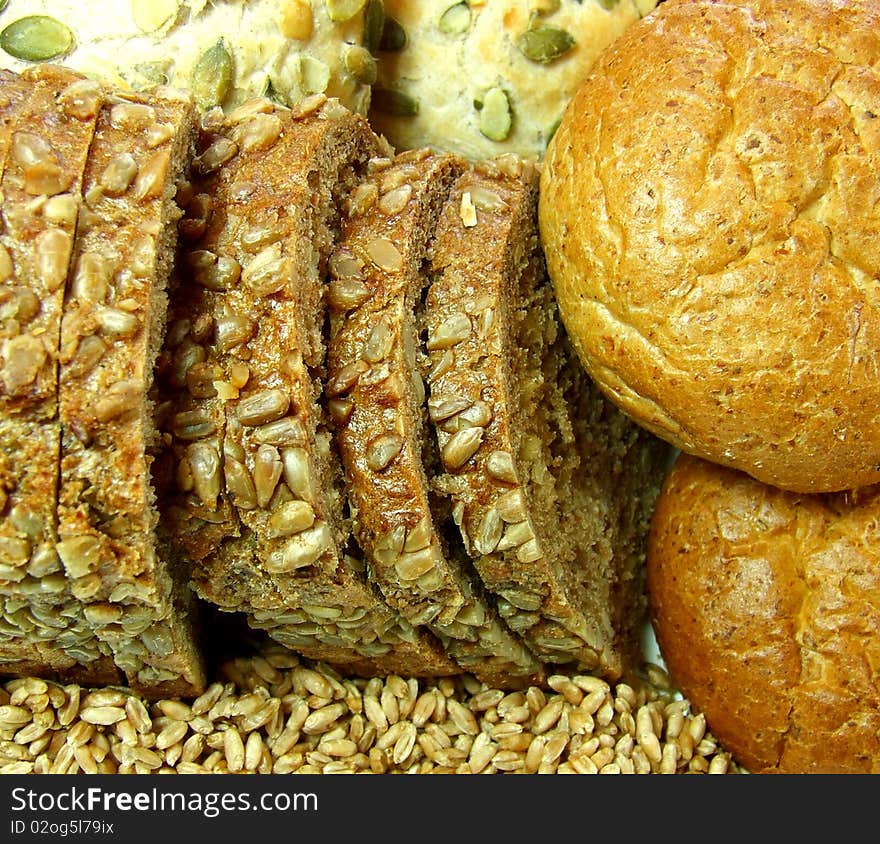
<box><xmin>370</xmin><ymin>0</ymin><xmax>658</xmax><ymax>161</ymax></box>
<box><xmin>0</xmin><ymin>66</ymin><xmax>122</xmax><ymax>685</ymax></box>
<box><xmin>54</xmin><ymin>80</ymin><xmax>206</xmax><ymax>698</ymax></box>
<box><xmin>0</xmin><ymin>0</ymin><xmax>384</xmax><ymax>115</ymax></box>
<box><xmin>158</xmin><ymin>96</ymin><xmax>458</xmax><ymax>679</ymax></box>
<box><xmin>424</xmin><ymin>158</ymin><xmax>671</xmax><ymax>680</ymax></box>
<box><xmin>327</xmin><ymin>149</ymin><xmax>544</xmax><ymax>688</ymax></box>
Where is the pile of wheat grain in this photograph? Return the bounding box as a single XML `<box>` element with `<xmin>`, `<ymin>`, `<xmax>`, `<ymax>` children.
<box><xmin>0</xmin><ymin>642</ymin><xmax>744</xmax><ymax>775</ymax></box>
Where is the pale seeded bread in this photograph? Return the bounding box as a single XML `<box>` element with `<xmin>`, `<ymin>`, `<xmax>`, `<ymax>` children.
<box><xmin>327</xmin><ymin>149</ymin><xmax>544</xmax><ymax>688</ymax></box>
<box><xmin>159</xmin><ymin>97</ymin><xmax>458</xmax><ymax>678</ymax></box>
<box><xmin>54</xmin><ymin>79</ymin><xmax>206</xmax><ymax>698</ymax></box>
<box><xmin>0</xmin><ymin>0</ymin><xmax>384</xmax><ymax>116</ymax></box>
<box><xmin>370</xmin><ymin>0</ymin><xmax>658</xmax><ymax>161</ymax></box>
<box><xmin>425</xmin><ymin>158</ymin><xmax>671</xmax><ymax>680</ymax></box>
<box><xmin>0</xmin><ymin>66</ymin><xmax>119</xmax><ymax>686</ymax></box>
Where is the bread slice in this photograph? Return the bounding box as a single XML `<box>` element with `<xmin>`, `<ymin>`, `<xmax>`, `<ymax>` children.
<box><xmin>55</xmin><ymin>79</ymin><xmax>206</xmax><ymax>698</ymax></box>
<box><xmin>424</xmin><ymin>157</ymin><xmax>671</xmax><ymax>680</ymax></box>
<box><xmin>0</xmin><ymin>66</ymin><xmax>120</xmax><ymax>685</ymax></box>
<box><xmin>158</xmin><ymin>96</ymin><xmax>458</xmax><ymax>678</ymax></box>
<box><xmin>327</xmin><ymin>149</ymin><xmax>544</xmax><ymax>688</ymax></box>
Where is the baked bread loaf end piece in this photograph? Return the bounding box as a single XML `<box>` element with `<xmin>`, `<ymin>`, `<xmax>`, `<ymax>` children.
<box><xmin>426</xmin><ymin>156</ymin><xmax>671</xmax><ymax>680</ymax></box>
<box><xmin>649</xmin><ymin>454</ymin><xmax>880</xmax><ymax>774</ymax></box>
<box><xmin>54</xmin><ymin>78</ymin><xmax>206</xmax><ymax>699</ymax></box>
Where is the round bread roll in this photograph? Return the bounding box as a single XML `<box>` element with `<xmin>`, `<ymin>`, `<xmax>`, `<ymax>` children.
<box><xmin>539</xmin><ymin>0</ymin><xmax>880</xmax><ymax>493</ymax></box>
<box><xmin>647</xmin><ymin>452</ymin><xmax>880</xmax><ymax>774</ymax></box>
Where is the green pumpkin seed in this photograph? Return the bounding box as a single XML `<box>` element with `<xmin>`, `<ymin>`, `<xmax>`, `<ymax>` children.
<box><xmin>0</xmin><ymin>16</ymin><xmax>74</xmax><ymax>62</ymax></box>
<box><xmin>190</xmin><ymin>40</ymin><xmax>234</xmax><ymax>109</ymax></box>
<box><xmin>301</xmin><ymin>55</ymin><xmax>330</xmax><ymax>94</ymax></box>
<box><xmin>371</xmin><ymin>87</ymin><xmax>419</xmax><ymax>117</ymax></box>
<box><xmin>478</xmin><ymin>88</ymin><xmax>512</xmax><ymax>142</ymax></box>
<box><xmin>362</xmin><ymin>0</ymin><xmax>384</xmax><ymax>53</ymax></box>
<box><xmin>438</xmin><ymin>2</ymin><xmax>471</xmax><ymax>35</ymax></box>
<box><xmin>344</xmin><ymin>45</ymin><xmax>377</xmax><ymax>85</ymax></box>
<box><xmin>379</xmin><ymin>16</ymin><xmax>407</xmax><ymax>52</ymax></box>
<box><xmin>0</xmin><ymin>1</ymin><xmax>9</xmax><ymax>12</ymax></box>
<box><xmin>596</xmin><ymin>0</ymin><xmax>621</xmax><ymax>10</ymax></box>
<box><xmin>326</xmin><ymin>0</ymin><xmax>367</xmax><ymax>23</ymax></box>
<box><xmin>516</xmin><ymin>26</ymin><xmax>575</xmax><ymax>63</ymax></box>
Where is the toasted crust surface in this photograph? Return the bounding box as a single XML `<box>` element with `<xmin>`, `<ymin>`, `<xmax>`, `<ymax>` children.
<box><xmin>540</xmin><ymin>0</ymin><xmax>880</xmax><ymax>493</ymax></box>
<box><xmin>328</xmin><ymin>150</ymin><xmax>544</xmax><ymax>688</ymax></box>
<box><xmin>648</xmin><ymin>453</ymin><xmax>880</xmax><ymax>774</ymax></box>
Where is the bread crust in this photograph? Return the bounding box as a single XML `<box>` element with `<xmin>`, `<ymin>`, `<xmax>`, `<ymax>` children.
<box><xmin>371</xmin><ymin>0</ymin><xmax>657</xmax><ymax>160</ymax></box>
<box><xmin>0</xmin><ymin>0</ymin><xmax>379</xmax><ymax>116</ymax></box>
<box><xmin>648</xmin><ymin>453</ymin><xmax>880</xmax><ymax>774</ymax></box>
<box><xmin>540</xmin><ymin>0</ymin><xmax>880</xmax><ymax>493</ymax></box>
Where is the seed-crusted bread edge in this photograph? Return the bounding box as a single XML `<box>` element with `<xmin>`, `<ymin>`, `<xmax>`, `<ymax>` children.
<box><xmin>55</xmin><ymin>79</ymin><xmax>207</xmax><ymax>698</ymax></box>
<box><xmin>425</xmin><ymin>156</ymin><xmax>672</xmax><ymax>681</ymax></box>
<box><xmin>0</xmin><ymin>66</ymin><xmax>121</xmax><ymax>684</ymax></box>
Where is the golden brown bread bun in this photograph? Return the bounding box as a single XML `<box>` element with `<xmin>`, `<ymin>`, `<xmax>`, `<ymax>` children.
<box><xmin>538</xmin><ymin>0</ymin><xmax>880</xmax><ymax>493</ymax></box>
<box><xmin>647</xmin><ymin>452</ymin><xmax>880</xmax><ymax>774</ymax></box>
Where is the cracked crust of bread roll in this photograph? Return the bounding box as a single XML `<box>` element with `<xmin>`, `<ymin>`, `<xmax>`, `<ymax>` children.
<box><xmin>0</xmin><ymin>66</ymin><xmax>120</xmax><ymax>685</ymax></box>
<box><xmin>158</xmin><ymin>97</ymin><xmax>458</xmax><ymax>679</ymax></box>
<box><xmin>55</xmin><ymin>79</ymin><xmax>206</xmax><ymax>698</ymax></box>
<box><xmin>648</xmin><ymin>453</ymin><xmax>880</xmax><ymax>774</ymax></box>
<box><xmin>327</xmin><ymin>149</ymin><xmax>544</xmax><ymax>689</ymax></box>
<box><xmin>0</xmin><ymin>0</ymin><xmax>385</xmax><ymax>116</ymax></box>
<box><xmin>540</xmin><ymin>0</ymin><xmax>880</xmax><ymax>493</ymax></box>
<box><xmin>425</xmin><ymin>157</ymin><xmax>670</xmax><ymax>681</ymax></box>
<box><xmin>370</xmin><ymin>0</ymin><xmax>658</xmax><ymax>161</ymax></box>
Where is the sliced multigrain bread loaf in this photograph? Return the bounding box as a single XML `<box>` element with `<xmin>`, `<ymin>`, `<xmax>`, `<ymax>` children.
<box><xmin>157</xmin><ymin>96</ymin><xmax>458</xmax><ymax>678</ymax></box>
<box><xmin>424</xmin><ymin>157</ymin><xmax>671</xmax><ymax>680</ymax></box>
<box><xmin>0</xmin><ymin>66</ymin><xmax>119</xmax><ymax>685</ymax></box>
<box><xmin>52</xmin><ymin>77</ymin><xmax>206</xmax><ymax>698</ymax></box>
<box><xmin>327</xmin><ymin>149</ymin><xmax>544</xmax><ymax>688</ymax></box>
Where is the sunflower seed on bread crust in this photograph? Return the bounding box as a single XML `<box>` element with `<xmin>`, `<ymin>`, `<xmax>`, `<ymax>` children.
<box><xmin>424</xmin><ymin>159</ymin><xmax>671</xmax><ymax>680</ymax></box>
<box><xmin>327</xmin><ymin>150</ymin><xmax>545</xmax><ymax>689</ymax></box>
<box><xmin>158</xmin><ymin>98</ymin><xmax>458</xmax><ymax>679</ymax></box>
